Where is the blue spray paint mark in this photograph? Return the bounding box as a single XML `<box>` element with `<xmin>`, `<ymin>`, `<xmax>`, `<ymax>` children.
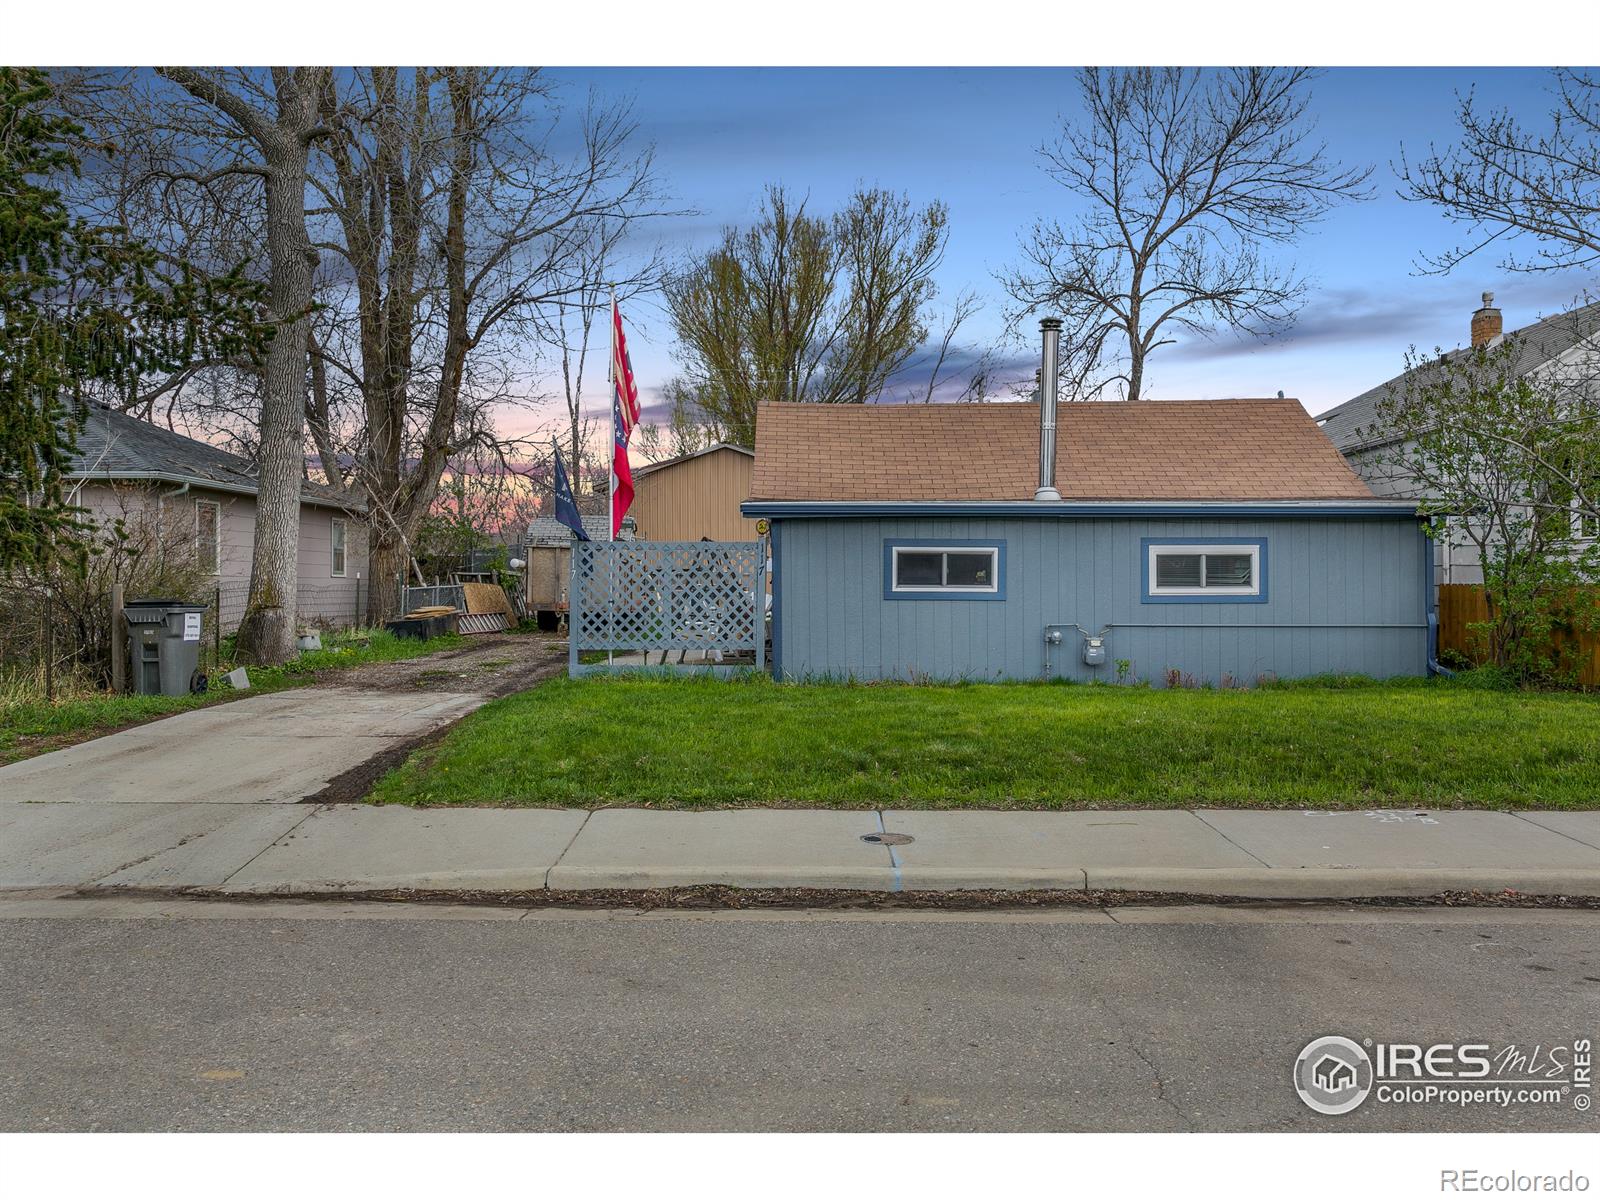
<box><xmin>875</xmin><ymin>810</ymin><xmax>903</xmax><ymax>893</ymax></box>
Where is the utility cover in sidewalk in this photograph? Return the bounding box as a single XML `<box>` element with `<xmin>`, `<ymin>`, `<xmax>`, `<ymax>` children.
<box><xmin>861</xmin><ymin>833</ymin><xmax>914</xmax><ymax>846</ymax></box>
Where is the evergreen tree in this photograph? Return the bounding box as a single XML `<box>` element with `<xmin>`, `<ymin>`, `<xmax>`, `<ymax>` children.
<box><xmin>0</xmin><ymin>67</ymin><xmax>263</xmax><ymax>573</ymax></box>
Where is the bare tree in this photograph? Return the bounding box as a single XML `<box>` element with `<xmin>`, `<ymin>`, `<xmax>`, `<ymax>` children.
<box><xmin>665</xmin><ymin>184</ymin><xmax>948</xmax><ymax>445</ymax></box>
<box><xmin>914</xmin><ymin>289</ymin><xmax>984</xmax><ymax>402</ymax></box>
<box><xmin>1400</xmin><ymin>69</ymin><xmax>1600</xmax><ymax>275</ymax></box>
<box><xmin>304</xmin><ymin>68</ymin><xmax>668</xmax><ymax>620</ymax></box>
<box><xmin>1002</xmin><ymin>67</ymin><xmax>1371</xmax><ymax>401</ymax></box>
<box><xmin>652</xmin><ymin>378</ymin><xmax>728</xmax><ymax>455</ymax></box>
<box><xmin>64</xmin><ymin>68</ymin><xmax>668</xmax><ymax>625</ymax></box>
<box><xmin>547</xmin><ymin>217</ymin><xmax>659</xmax><ymax>510</ymax></box>
<box><xmin>139</xmin><ymin>68</ymin><xmax>331</xmax><ymax>664</ymax></box>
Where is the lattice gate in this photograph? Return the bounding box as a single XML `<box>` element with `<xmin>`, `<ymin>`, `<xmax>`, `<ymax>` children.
<box><xmin>569</xmin><ymin>540</ymin><xmax>766</xmax><ymax>677</ymax></box>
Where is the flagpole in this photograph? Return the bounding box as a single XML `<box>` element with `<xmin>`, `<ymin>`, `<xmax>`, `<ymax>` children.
<box><xmin>607</xmin><ymin>290</ymin><xmax>616</xmax><ymax>670</ymax></box>
<box><xmin>608</xmin><ymin>290</ymin><xmax>616</xmax><ymax>546</ymax></box>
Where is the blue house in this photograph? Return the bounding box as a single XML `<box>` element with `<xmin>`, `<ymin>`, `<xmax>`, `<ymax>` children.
<box><xmin>742</xmin><ymin>323</ymin><xmax>1435</xmax><ymax>685</ymax></box>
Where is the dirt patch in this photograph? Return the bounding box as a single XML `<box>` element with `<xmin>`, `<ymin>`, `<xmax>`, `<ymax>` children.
<box><xmin>89</xmin><ymin>884</ymin><xmax>1600</xmax><ymax>912</ymax></box>
<box><xmin>321</xmin><ymin>631</ymin><xmax>564</xmax><ymax>697</ymax></box>
<box><xmin>298</xmin><ymin>633</ymin><xmax>566</xmax><ymax>804</ymax></box>
<box><xmin>299</xmin><ymin>725</ymin><xmax>455</xmax><ymax>805</ymax></box>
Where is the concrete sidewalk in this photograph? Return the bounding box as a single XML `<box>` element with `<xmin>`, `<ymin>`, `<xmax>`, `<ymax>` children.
<box><xmin>4</xmin><ymin>802</ymin><xmax>1599</xmax><ymax>899</ymax></box>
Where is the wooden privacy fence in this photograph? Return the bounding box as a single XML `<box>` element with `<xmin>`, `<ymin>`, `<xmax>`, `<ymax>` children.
<box><xmin>1437</xmin><ymin>584</ymin><xmax>1600</xmax><ymax>686</ymax></box>
<box><xmin>569</xmin><ymin>540</ymin><xmax>766</xmax><ymax>677</ymax></box>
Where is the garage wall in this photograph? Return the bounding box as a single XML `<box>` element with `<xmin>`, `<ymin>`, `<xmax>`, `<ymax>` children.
<box><xmin>772</xmin><ymin>513</ymin><xmax>1430</xmax><ymax>684</ymax></box>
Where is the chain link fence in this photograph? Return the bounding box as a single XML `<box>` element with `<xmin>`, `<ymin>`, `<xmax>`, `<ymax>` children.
<box><xmin>2</xmin><ymin>577</ymin><xmax>368</xmax><ymax>703</ymax></box>
<box><xmin>207</xmin><ymin>580</ymin><xmax>367</xmax><ymax>636</ymax></box>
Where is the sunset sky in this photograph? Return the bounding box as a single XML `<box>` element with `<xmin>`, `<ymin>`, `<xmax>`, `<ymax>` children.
<box><xmin>508</xmin><ymin>66</ymin><xmax>1596</xmax><ymax>444</ymax></box>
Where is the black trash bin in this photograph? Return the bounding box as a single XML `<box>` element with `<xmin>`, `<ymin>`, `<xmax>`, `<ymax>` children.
<box><xmin>125</xmin><ymin>599</ymin><xmax>208</xmax><ymax>696</ymax></box>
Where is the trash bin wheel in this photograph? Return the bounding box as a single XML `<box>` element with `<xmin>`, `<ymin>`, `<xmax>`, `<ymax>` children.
<box><xmin>190</xmin><ymin>669</ymin><xmax>208</xmax><ymax>695</ymax></box>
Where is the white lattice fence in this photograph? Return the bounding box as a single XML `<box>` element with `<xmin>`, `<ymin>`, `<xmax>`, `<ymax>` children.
<box><xmin>569</xmin><ymin>541</ymin><xmax>765</xmax><ymax>675</ymax></box>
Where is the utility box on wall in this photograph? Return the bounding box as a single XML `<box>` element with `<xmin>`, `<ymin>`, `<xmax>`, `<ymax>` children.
<box><xmin>1082</xmin><ymin>635</ymin><xmax>1107</xmax><ymax>667</ymax></box>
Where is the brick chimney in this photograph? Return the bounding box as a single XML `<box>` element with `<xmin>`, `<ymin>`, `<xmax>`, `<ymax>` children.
<box><xmin>1471</xmin><ymin>291</ymin><xmax>1503</xmax><ymax>348</ymax></box>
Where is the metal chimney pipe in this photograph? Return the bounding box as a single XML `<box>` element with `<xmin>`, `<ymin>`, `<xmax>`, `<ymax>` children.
<box><xmin>1035</xmin><ymin>317</ymin><xmax>1063</xmax><ymax>502</ymax></box>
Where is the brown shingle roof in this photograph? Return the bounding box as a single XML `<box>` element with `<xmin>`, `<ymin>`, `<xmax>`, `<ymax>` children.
<box><xmin>750</xmin><ymin>399</ymin><xmax>1374</xmax><ymax>502</ymax></box>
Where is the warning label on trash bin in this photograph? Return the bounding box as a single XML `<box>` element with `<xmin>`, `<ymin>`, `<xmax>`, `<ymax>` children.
<box><xmin>183</xmin><ymin>612</ymin><xmax>201</xmax><ymax>641</ymax></box>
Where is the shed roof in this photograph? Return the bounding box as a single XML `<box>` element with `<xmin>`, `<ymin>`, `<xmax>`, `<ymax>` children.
<box><xmin>1316</xmin><ymin>300</ymin><xmax>1600</xmax><ymax>452</ymax></box>
<box><xmin>633</xmin><ymin>442</ymin><xmax>753</xmax><ymax>478</ymax></box>
<box><xmin>523</xmin><ymin>514</ymin><xmax>617</xmax><ymax>545</ymax></box>
<box><xmin>68</xmin><ymin>403</ymin><xmax>361</xmax><ymax>510</ymax></box>
<box><xmin>750</xmin><ymin>398</ymin><xmax>1373</xmax><ymax>502</ymax></box>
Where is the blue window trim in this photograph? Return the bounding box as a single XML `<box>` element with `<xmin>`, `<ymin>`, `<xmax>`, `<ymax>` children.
<box><xmin>1140</xmin><ymin>536</ymin><xmax>1269</xmax><ymax>604</ymax></box>
<box><xmin>882</xmin><ymin>538</ymin><xmax>1007</xmax><ymax>601</ymax></box>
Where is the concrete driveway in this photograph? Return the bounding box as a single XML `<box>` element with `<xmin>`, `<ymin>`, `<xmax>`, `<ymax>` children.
<box><xmin>0</xmin><ymin>688</ymin><xmax>483</xmax><ymax>805</ymax></box>
<box><xmin>0</xmin><ymin>686</ymin><xmax>486</xmax><ymax>889</ymax></box>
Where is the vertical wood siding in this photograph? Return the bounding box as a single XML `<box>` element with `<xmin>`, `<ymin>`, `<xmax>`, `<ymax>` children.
<box><xmin>773</xmin><ymin>515</ymin><xmax>1429</xmax><ymax>683</ymax></box>
<box><xmin>1438</xmin><ymin>583</ymin><xmax>1600</xmax><ymax>686</ymax></box>
<box><xmin>632</xmin><ymin>448</ymin><xmax>759</xmax><ymax>541</ymax></box>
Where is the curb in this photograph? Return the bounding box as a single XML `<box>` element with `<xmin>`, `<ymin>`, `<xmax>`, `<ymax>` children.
<box><xmin>169</xmin><ymin>866</ymin><xmax>1600</xmax><ymax>901</ymax></box>
<box><xmin>218</xmin><ymin>869</ymin><xmax>554</xmax><ymax>895</ymax></box>
<box><xmin>1079</xmin><ymin>867</ymin><xmax>1600</xmax><ymax>899</ymax></box>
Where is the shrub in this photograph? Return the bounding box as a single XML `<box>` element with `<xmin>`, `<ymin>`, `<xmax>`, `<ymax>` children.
<box><xmin>1</xmin><ymin>494</ymin><xmax>212</xmax><ymax>688</ymax></box>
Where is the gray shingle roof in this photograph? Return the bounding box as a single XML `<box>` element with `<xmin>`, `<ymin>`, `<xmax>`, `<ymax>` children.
<box><xmin>1317</xmin><ymin>300</ymin><xmax>1600</xmax><ymax>452</ymax></box>
<box><xmin>523</xmin><ymin>514</ymin><xmax>616</xmax><ymax>545</ymax></box>
<box><xmin>67</xmin><ymin>404</ymin><xmax>361</xmax><ymax>510</ymax></box>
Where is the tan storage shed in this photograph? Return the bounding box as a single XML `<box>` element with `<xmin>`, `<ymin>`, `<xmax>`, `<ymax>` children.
<box><xmin>522</xmin><ymin>514</ymin><xmax>615</xmax><ymax>620</ymax></box>
<box><xmin>630</xmin><ymin>444</ymin><xmax>757</xmax><ymax>542</ymax></box>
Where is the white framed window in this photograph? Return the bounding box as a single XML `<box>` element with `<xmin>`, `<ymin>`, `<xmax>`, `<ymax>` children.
<box><xmin>887</xmin><ymin>543</ymin><xmax>1002</xmax><ymax>596</ymax></box>
<box><xmin>194</xmin><ymin>500</ymin><xmax>221</xmax><ymax>575</ymax></box>
<box><xmin>331</xmin><ymin>517</ymin><xmax>348</xmax><ymax>577</ymax></box>
<box><xmin>1574</xmin><ymin>502</ymin><xmax>1599</xmax><ymax>543</ymax></box>
<box><xmin>1145</xmin><ymin>541</ymin><xmax>1263</xmax><ymax>599</ymax></box>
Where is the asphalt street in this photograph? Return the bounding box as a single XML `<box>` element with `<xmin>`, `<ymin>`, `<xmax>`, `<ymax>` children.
<box><xmin>1</xmin><ymin>897</ymin><xmax>1596</xmax><ymax>1132</ymax></box>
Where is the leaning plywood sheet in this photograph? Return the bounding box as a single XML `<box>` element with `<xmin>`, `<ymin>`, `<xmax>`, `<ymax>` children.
<box><xmin>461</xmin><ymin>582</ymin><xmax>513</xmax><ymax>616</ymax></box>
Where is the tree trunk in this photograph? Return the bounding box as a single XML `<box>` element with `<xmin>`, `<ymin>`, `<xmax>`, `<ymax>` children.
<box><xmin>366</xmin><ymin>528</ymin><xmax>410</xmax><ymax>624</ymax></box>
<box><xmin>153</xmin><ymin>68</ymin><xmax>330</xmax><ymax>666</ymax></box>
<box><xmin>235</xmin><ymin>132</ymin><xmax>317</xmax><ymax>664</ymax></box>
<box><xmin>224</xmin><ymin>71</ymin><xmax>327</xmax><ymax>666</ymax></box>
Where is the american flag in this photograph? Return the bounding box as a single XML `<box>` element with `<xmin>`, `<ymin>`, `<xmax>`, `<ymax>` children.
<box><xmin>610</xmin><ymin>299</ymin><xmax>640</xmax><ymax>537</ymax></box>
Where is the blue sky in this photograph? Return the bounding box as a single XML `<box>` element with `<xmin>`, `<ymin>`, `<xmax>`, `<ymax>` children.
<box><xmin>532</xmin><ymin>67</ymin><xmax>1595</xmax><ymax>435</ymax></box>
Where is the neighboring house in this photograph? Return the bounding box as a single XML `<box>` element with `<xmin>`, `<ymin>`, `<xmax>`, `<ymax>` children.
<box><xmin>1317</xmin><ymin>294</ymin><xmax>1600</xmax><ymax>584</ymax></box>
<box><xmin>631</xmin><ymin>443</ymin><xmax>758</xmax><ymax>542</ymax></box>
<box><xmin>742</xmin><ymin>363</ymin><xmax>1431</xmax><ymax>683</ymax></box>
<box><xmin>65</xmin><ymin>404</ymin><xmax>369</xmax><ymax>629</ymax></box>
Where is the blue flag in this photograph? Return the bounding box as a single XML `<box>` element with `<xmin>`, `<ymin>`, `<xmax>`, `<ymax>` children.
<box><xmin>551</xmin><ymin>438</ymin><xmax>589</xmax><ymax>541</ymax></box>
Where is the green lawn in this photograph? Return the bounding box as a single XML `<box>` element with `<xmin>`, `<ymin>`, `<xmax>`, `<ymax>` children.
<box><xmin>0</xmin><ymin>629</ymin><xmax>463</xmax><ymax>765</ymax></box>
<box><xmin>369</xmin><ymin>673</ymin><xmax>1600</xmax><ymax>811</ymax></box>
